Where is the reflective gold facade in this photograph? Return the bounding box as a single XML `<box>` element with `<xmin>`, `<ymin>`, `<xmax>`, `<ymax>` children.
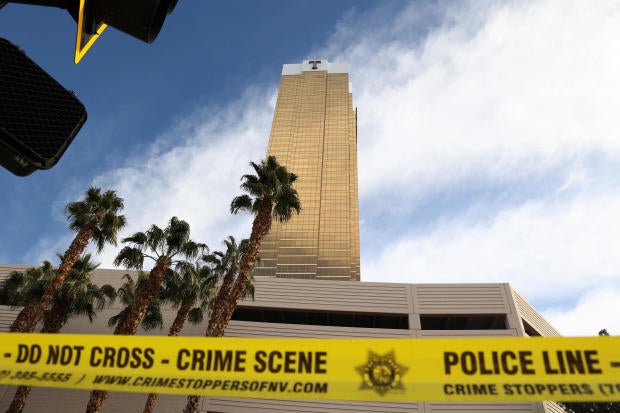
<box><xmin>255</xmin><ymin>60</ymin><xmax>360</xmax><ymax>281</ymax></box>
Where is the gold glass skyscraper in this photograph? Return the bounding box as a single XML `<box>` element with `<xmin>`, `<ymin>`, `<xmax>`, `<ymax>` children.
<box><xmin>254</xmin><ymin>60</ymin><xmax>360</xmax><ymax>281</ymax></box>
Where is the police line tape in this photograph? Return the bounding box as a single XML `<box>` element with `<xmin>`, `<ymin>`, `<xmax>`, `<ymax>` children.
<box><xmin>1</xmin><ymin>333</ymin><xmax>620</xmax><ymax>402</ymax></box>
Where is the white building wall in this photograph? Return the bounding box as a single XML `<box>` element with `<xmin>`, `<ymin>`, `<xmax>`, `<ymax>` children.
<box><xmin>0</xmin><ymin>265</ymin><xmax>562</xmax><ymax>413</ymax></box>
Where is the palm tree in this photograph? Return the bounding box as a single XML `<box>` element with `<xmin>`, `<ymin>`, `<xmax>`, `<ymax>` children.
<box><xmin>161</xmin><ymin>260</ymin><xmax>219</xmax><ymax>336</ymax></box>
<box><xmin>107</xmin><ymin>273</ymin><xmax>166</xmax><ymax>413</ymax></box>
<box><xmin>216</xmin><ymin>156</ymin><xmax>298</xmax><ymax>333</ymax></box>
<box><xmin>184</xmin><ymin>238</ymin><xmax>255</xmax><ymax>413</ymax></box>
<box><xmin>204</xmin><ymin>236</ymin><xmax>251</xmax><ymax>336</ymax></box>
<box><xmin>0</xmin><ymin>262</ymin><xmax>55</xmax><ymax>309</ymax></box>
<box><xmin>6</xmin><ymin>255</ymin><xmax>115</xmax><ymax>413</ymax></box>
<box><xmin>10</xmin><ymin>186</ymin><xmax>125</xmax><ymax>334</ymax></box>
<box><xmin>107</xmin><ymin>273</ymin><xmax>165</xmax><ymax>333</ymax></box>
<box><xmin>86</xmin><ymin>216</ymin><xmax>204</xmax><ymax>413</ymax></box>
<box><xmin>184</xmin><ymin>156</ymin><xmax>299</xmax><ymax>413</ymax></box>
<box><xmin>41</xmin><ymin>254</ymin><xmax>115</xmax><ymax>333</ymax></box>
<box><xmin>142</xmin><ymin>260</ymin><xmax>218</xmax><ymax>413</ymax></box>
<box><xmin>1</xmin><ymin>263</ymin><xmax>53</xmax><ymax>413</ymax></box>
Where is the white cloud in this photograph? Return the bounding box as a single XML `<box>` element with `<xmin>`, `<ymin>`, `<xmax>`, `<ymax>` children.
<box><xmin>545</xmin><ymin>287</ymin><xmax>620</xmax><ymax>336</ymax></box>
<box><xmin>29</xmin><ymin>88</ymin><xmax>277</xmax><ymax>268</ymax></box>
<box><xmin>23</xmin><ymin>233</ymin><xmax>72</xmax><ymax>267</ymax></box>
<box><xmin>323</xmin><ymin>0</ymin><xmax>620</xmax><ymax>334</ymax></box>
<box><xmin>91</xmin><ymin>89</ymin><xmax>277</xmax><ymax>267</ymax></box>
<box><xmin>322</xmin><ymin>0</ymin><xmax>620</xmax><ymax>199</ymax></box>
<box><xmin>29</xmin><ymin>0</ymin><xmax>620</xmax><ymax>336</ymax></box>
<box><xmin>363</xmin><ymin>187</ymin><xmax>620</xmax><ymax>303</ymax></box>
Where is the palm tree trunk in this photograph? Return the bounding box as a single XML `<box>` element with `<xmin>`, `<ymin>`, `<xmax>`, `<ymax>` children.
<box><xmin>8</xmin><ymin>298</ymin><xmax>39</xmax><ymax>333</ymax></box>
<box><xmin>183</xmin><ymin>395</ymin><xmax>201</xmax><ymax>413</ymax></box>
<box><xmin>142</xmin><ymin>302</ymin><xmax>191</xmax><ymax>413</ymax></box>
<box><xmin>142</xmin><ymin>393</ymin><xmax>158</xmax><ymax>413</ymax></box>
<box><xmin>169</xmin><ymin>302</ymin><xmax>192</xmax><ymax>337</ymax></box>
<box><xmin>6</xmin><ymin>300</ymin><xmax>71</xmax><ymax>413</ymax></box>
<box><xmin>222</xmin><ymin>200</ymin><xmax>271</xmax><ymax>330</ymax></box>
<box><xmin>85</xmin><ymin>390</ymin><xmax>107</xmax><ymax>413</ymax></box>
<box><xmin>184</xmin><ymin>201</ymin><xmax>272</xmax><ymax>413</ymax></box>
<box><xmin>6</xmin><ymin>386</ymin><xmax>31</xmax><ymax>413</ymax></box>
<box><xmin>41</xmin><ymin>297</ymin><xmax>70</xmax><ymax>333</ymax></box>
<box><xmin>183</xmin><ymin>292</ymin><xmax>231</xmax><ymax>413</ymax></box>
<box><xmin>86</xmin><ymin>259</ymin><xmax>169</xmax><ymax>413</ymax></box>
<box><xmin>113</xmin><ymin>259</ymin><xmax>169</xmax><ymax>335</ymax></box>
<box><xmin>10</xmin><ymin>225</ymin><xmax>95</xmax><ymax>333</ymax></box>
<box><xmin>206</xmin><ymin>266</ymin><xmax>237</xmax><ymax>337</ymax></box>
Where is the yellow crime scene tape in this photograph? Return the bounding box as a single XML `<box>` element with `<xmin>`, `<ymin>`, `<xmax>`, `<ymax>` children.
<box><xmin>1</xmin><ymin>333</ymin><xmax>620</xmax><ymax>402</ymax></box>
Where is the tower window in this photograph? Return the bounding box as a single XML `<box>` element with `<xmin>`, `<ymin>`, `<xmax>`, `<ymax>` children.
<box><xmin>420</xmin><ymin>314</ymin><xmax>507</xmax><ymax>330</ymax></box>
<box><xmin>232</xmin><ymin>307</ymin><xmax>408</xmax><ymax>329</ymax></box>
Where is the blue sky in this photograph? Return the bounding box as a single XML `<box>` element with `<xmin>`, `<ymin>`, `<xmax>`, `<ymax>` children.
<box><xmin>1</xmin><ymin>1</ymin><xmax>619</xmax><ymax>335</ymax></box>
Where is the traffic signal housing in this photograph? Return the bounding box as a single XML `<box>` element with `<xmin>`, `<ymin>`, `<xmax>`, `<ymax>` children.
<box><xmin>1</xmin><ymin>0</ymin><xmax>179</xmax><ymax>62</ymax></box>
<box><xmin>0</xmin><ymin>0</ymin><xmax>179</xmax><ymax>176</ymax></box>
<box><xmin>0</xmin><ymin>38</ymin><xmax>87</xmax><ymax>176</ymax></box>
<box><xmin>75</xmin><ymin>0</ymin><xmax>178</xmax><ymax>62</ymax></box>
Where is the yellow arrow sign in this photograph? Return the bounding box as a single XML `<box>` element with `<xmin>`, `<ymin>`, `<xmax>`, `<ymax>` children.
<box><xmin>74</xmin><ymin>0</ymin><xmax>106</xmax><ymax>64</ymax></box>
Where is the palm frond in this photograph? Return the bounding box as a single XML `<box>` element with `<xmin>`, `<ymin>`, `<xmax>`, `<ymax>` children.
<box><xmin>108</xmin><ymin>309</ymin><xmax>126</xmax><ymax>328</ymax></box>
<box><xmin>141</xmin><ymin>301</ymin><xmax>164</xmax><ymax>330</ymax></box>
<box><xmin>230</xmin><ymin>195</ymin><xmax>253</xmax><ymax>214</ymax></box>
<box><xmin>122</xmin><ymin>231</ymin><xmax>148</xmax><ymax>246</ymax></box>
<box><xmin>114</xmin><ymin>246</ymin><xmax>145</xmax><ymax>270</ymax></box>
<box><xmin>187</xmin><ymin>307</ymin><xmax>204</xmax><ymax>324</ymax></box>
<box><xmin>65</xmin><ymin>187</ymin><xmax>125</xmax><ymax>247</ymax></box>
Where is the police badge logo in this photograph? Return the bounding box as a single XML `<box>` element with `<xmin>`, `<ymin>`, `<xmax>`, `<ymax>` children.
<box><xmin>356</xmin><ymin>350</ymin><xmax>408</xmax><ymax>396</ymax></box>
